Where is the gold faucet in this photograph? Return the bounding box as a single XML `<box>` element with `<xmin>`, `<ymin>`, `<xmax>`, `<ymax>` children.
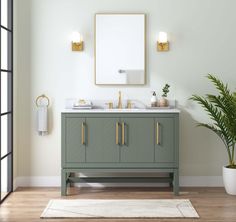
<box><xmin>118</xmin><ymin>91</ymin><xmax>122</xmax><ymax>109</ymax></box>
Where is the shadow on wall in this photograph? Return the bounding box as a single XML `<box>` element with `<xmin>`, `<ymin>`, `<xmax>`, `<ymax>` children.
<box><xmin>15</xmin><ymin>0</ymin><xmax>32</xmax><ymax>177</ymax></box>
<box><xmin>179</xmin><ymin>107</ymin><xmax>227</xmax><ymax>176</ymax></box>
<box><xmin>48</xmin><ymin>106</ymin><xmax>54</xmax><ymax>134</ymax></box>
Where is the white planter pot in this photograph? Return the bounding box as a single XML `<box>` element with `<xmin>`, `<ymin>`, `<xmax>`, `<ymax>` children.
<box><xmin>223</xmin><ymin>166</ymin><xmax>236</xmax><ymax>195</ymax></box>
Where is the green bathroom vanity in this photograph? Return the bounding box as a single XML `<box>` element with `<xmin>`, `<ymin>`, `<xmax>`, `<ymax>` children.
<box><xmin>61</xmin><ymin>109</ymin><xmax>179</xmax><ymax>195</ymax></box>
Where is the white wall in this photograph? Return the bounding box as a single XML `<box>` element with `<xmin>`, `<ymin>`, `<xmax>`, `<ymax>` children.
<box><xmin>15</xmin><ymin>0</ymin><xmax>236</xmax><ymax>186</ymax></box>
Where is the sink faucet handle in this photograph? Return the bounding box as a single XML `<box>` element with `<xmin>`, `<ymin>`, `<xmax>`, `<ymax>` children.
<box><xmin>127</xmin><ymin>100</ymin><xmax>134</xmax><ymax>109</ymax></box>
<box><xmin>105</xmin><ymin>102</ymin><xmax>113</xmax><ymax>109</ymax></box>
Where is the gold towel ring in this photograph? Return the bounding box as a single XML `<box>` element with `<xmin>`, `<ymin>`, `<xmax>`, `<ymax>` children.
<box><xmin>36</xmin><ymin>94</ymin><xmax>50</xmax><ymax>107</ymax></box>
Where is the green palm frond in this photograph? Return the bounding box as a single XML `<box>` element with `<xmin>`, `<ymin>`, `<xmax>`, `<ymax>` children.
<box><xmin>206</xmin><ymin>94</ymin><xmax>236</xmax><ymax>140</ymax></box>
<box><xmin>207</xmin><ymin>74</ymin><xmax>236</xmax><ymax>112</ymax></box>
<box><xmin>207</xmin><ymin>74</ymin><xmax>230</xmax><ymax>98</ymax></box>
<box><xmin>190</xmin><ymin>74</ymin><xmax>236</xmax><ymax>168</ymax></box>
<box><xmin>197</xmin><ymin>123</ymin><xmax>222</xmax><ymax>138</ymax></box>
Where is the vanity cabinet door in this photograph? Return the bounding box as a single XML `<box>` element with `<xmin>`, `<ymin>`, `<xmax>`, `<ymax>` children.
<box><xmin>64</xmin><ymin>117</ymin><xmax>86</xmax><ymax>163</ymax></box>
<box><xmin>155</xmin><ymin>118</ymin><xmax>175</xmax><ymax>163</ymax></box>
<box><xmin>120</xmin><ymin>118</ymin><xmax>154</xmax><ymax>163</ymax></box>
<box><xmin>86</xmin><ymin>118</ymin><xmax>120</xmax><ymax>163</ymax></box>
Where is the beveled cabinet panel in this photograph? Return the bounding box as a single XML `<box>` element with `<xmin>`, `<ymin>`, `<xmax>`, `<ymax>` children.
<box><xmin>120</xmin><ymin>118</ymin><xmax>154</xmax><ymax>163</ymax></box>
<box><xmin>86</xmin><ymin>118</ymin><xmax>120</xmax><ymax>163</ymax></box>
<box><xmin>155</xmin><ymin>118</ymin><xmax>175</xmax><ymax>163</ymax></box>
<box><xmin>65</xmin><ymin>117</ymin><xmax>86</xmax><ymax>163</ymax></box>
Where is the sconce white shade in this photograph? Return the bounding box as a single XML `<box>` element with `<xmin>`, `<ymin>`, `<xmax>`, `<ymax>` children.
<box><xmin>157</xmin><ymin>31</ymin><xmax>169</xmax><ymax>51</ymax></box>
<box><xmin>71</xmin><ymin>31</ymin><xmax>82</xmax><ymax>43</ymax></box>
<box><xmin>71</xmin><ymin>31</ymin><xmax>84</xmax><ymax>51</ymax></box>
<box><xmin>158</xmin><ymin>32</ymin><xmax>168</xmax><ymax>43</ymax></box>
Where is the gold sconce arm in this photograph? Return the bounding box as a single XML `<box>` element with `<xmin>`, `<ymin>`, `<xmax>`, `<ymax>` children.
<box><xmin>72</xmin><ymin>41</ymin><xmax>84</xmax><ymax>51</ymax></box>
<box><xmin>157</xmin><ymin>41</ymin><xmax>169</xmax><ymax>51</ymax></box>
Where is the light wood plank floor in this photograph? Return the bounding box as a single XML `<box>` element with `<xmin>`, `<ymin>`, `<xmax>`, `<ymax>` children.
<box><xmin>0</xmin><ymin>187</ymin><xmax>236</xmax><ymax>222</ymax></box>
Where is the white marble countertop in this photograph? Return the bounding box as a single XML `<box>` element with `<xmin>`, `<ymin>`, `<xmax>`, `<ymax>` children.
<box><xmin>62</xmin><ymin>108</ymin><xmax>180</xmax><ymax>113</ymax></box>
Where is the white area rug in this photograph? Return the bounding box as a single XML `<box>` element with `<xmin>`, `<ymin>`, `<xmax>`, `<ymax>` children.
<box><xmin>41</xmin><ymin>199</ymin><xmax>199</xmax><ymax>218</ymax></box>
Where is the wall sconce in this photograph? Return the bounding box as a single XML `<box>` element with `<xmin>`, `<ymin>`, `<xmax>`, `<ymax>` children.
<box><xmin>71</xmin><ymin>32</ymin><xmax>83</xmax><ymax>51</ymax></box>
<box><xmin>157</xmin><ymin>32</ymin><xmax>169</xmax><ymax>51</ymax></box>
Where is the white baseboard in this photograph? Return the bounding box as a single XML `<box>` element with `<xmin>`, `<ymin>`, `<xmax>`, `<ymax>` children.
<box><xmin>180</xmin><ymin>176</ymin><xmax>223</xmax><ymax>187</ymax></box>
<box><xmin>14</xmin><ymin>176</ymin><xmax>223</xmax><ymax>189</ymax></box>
<box><xmin>15</xmin><ymin>176</ymin><xmax>61</xmax><ymax>188</ymax></box>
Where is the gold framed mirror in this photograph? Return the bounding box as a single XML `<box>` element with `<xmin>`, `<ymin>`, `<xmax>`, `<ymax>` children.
<box><xmin>95</xmin><ymin>13</ymin><xmax>146</xmax><ymax>85</ymax></box>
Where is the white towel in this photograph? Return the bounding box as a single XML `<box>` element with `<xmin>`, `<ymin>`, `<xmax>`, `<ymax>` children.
<box><xmin>37</xmin><ymin>105</ymin><xmax>48</xmax><ymax>136</ymax></box>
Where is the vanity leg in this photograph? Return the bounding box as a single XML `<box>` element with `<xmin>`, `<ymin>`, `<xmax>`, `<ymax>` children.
<box><xmin>68</xmin><ymin>173</ymin><xmax>73</xmax><ymax>187</ymax></box>
<box><xmin>169</xmin><ymin>173</ymin><xmax>173</xmax><ymax>187</ymax></box>
<box><xmin>173</xmin><ymin>169</ymin><xmax>179</xmax><ymax>195</ymax></box>
<box><xmin>61</xmin><ymin>170</ymin><xmax>67</xmax><ymax>196</ymax></box>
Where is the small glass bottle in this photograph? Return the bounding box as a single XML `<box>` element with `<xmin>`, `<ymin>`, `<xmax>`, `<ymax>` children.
<box><xmin>151</xmin><ymin>91</ymin><xmax>157</xmax><ymax>107</ymax></box>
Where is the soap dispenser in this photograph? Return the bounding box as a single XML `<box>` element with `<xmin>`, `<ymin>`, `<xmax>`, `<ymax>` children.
<box><xmin>151</xmin><ymin>91</ymin><xmax>157</xmax><ymax>107</ymax></box>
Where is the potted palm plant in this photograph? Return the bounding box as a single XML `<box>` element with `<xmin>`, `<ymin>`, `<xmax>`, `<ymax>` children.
<box><xmin>190</xmin><ymin>74</ymin><xmax>236</xmax><ymax>195</ymax></box>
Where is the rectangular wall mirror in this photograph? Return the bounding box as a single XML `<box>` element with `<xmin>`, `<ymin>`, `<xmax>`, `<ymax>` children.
<box><xmin>95</xmin><ymin>13</ymin><xmax>146</xmax><ymax>85</ymax></box>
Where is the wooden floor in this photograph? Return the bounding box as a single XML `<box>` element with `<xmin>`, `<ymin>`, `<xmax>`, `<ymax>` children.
<box><xmin>0</xmin><ymin>187</ymin><xmax>236</xmax><ymax>222</ymax></box>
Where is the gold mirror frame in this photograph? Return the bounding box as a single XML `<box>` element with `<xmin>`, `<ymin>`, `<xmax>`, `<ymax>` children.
<box><xmin>94</xmin><ymin>13</ymin><xmax>146</xmax><ymax>86</ymax></box>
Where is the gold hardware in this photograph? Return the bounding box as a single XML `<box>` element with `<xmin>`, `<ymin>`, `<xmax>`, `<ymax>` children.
<box><xmin>72</xmin><ymin>41</ymin><xmax>84</xmax><ymax>51</ymax></box>
<box><xmin>79</xmin><ymin>99</ymin><xmax>86</xmax><ymax>104</ymax></box>
<box><xmin>81</xmin><ymin>122</ymin><xmax>85</xmax><ymax>145</ymax></box>
<box><xmin>127</xmin><ymin>100</ymin><xmax>134</xmax><ymax>109</ymax></box>
<box><xmin>116</xmin><ymin>122</ymin><xmax>119</xmax><ymax>145</ymax></box>
<box><xmin>156</xmin><ymin>122</ymin><xmax>160</xmax><ymax>145</ymax></box>
<box><xmin>157</xmin><ymin>41</ymin><xmax>169</xmax><ymax>51</ymax></box>
<box><xmin>36</xmin><ymin>94</ymin><xmax>50</xmax><ymax>107</ymax></box>
<box><xmin>118</xmin><ymin>91</ymin><xmax>122</xmax><ymax>109</ymax></box>
<box><xmin>106</xmin><ymin>102</ymin><xmax>113</xmax><ymax>109</ymax></box>
<box><xmin>122</xmin><ymin>122</ymin><xmax>125</xmax><ymax>145</ymax></box>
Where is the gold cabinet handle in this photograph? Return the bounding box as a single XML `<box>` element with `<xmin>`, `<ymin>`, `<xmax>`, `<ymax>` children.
<box><xmin>122</xmin><ymin>122</ymin><xmax>125</xmax><ymax>145</ymax></box>
<box><xmin>156</xmin><ymin>122</ymin><xmax>160</xmax><ymax>145</ymax></box>
<box><xmin>81</xmin><ymin>122</ymin><xmax>85</xmax><ymax>145</ymax></box>
<box><xmin>116</xmin><ymin>122</ymin><xmax>119</xmax><ymax>145</ymax></box>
